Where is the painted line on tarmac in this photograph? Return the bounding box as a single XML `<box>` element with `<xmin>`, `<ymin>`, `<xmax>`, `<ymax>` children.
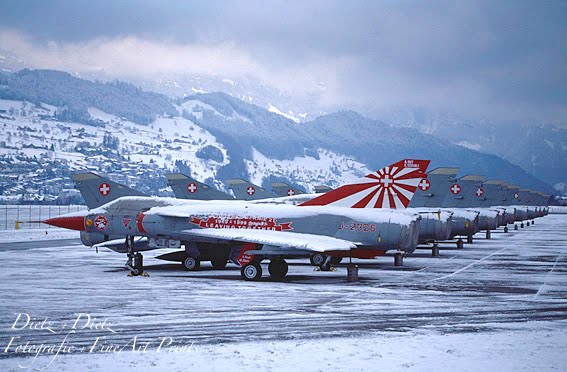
<box><xmin>532</xmin><ymin>245</ymin><xmax>566</xmax><ymax>301</ymax></box>
<box><xmin>428</xmin><ymin>235</ymin><xmax>530</xmax><ymax>282</ymax></box>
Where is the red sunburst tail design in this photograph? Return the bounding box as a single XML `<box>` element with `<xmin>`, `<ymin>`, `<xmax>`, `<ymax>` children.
<box><xmin>299</xmin><ymin>159</ymin><xmax>430</xmax><ymax>209</ymax></box>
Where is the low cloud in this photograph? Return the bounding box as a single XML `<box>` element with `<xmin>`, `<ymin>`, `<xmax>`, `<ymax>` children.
<box><xmin>0</xmin><ymin>0</ymin><xmax>565</xmax><ymax>124</ymax></box>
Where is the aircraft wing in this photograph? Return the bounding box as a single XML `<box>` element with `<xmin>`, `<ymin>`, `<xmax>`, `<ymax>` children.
<box><xmin>177</xmin><ymin>228</ymin><xmax>356</xmax><ymax>252</ymax></box>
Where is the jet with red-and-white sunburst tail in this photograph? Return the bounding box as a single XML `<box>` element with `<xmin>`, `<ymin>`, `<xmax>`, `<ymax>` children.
<box><xmin>43</xmin><ymin>159</ymin><xmax>430</xmax><ymax>281</ymax></box>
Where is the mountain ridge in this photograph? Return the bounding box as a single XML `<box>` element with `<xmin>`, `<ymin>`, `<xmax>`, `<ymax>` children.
<box><xmin>0</xmin><ymin>69</ymin><xmax>556</xmax><ymax>203</ymax></box>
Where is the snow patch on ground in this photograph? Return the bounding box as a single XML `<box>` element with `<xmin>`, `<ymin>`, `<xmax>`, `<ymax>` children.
<box><xmin>455</xmin><ymin>140</ymin><xmax>482</xmax><ymax>151</ymax></box>
<box><xmin>245</xmin><ymin>148</ymin><xmax>370</xmax><ymax>192</ymax></box>
<box><xmin>544</xmin><ymin>139</ymin><xmax>555</xmax><ymax>150</ymax></box>
<box><xmin>268</xmin><ymin>103</ymin><xmax>301</xmax><ymax>123</ymax></box>
<box><xmin>1</xmin><ymin>326</ymin><xmax>565</xmax><ymax>371</ymax></box>
<box><xmin>87</xmin><ymin>107</ymin><xmax>119</xmax><ymax>123</ymax></box>
<box><xmin>0</xmin><ymin>215</ymin><xmax>565</xmax><ymax>371</ymax></box>
<box><xmin>0</xmin><ymin>228</ymin><xmax>79</xmax><ymax>243</ymax></box>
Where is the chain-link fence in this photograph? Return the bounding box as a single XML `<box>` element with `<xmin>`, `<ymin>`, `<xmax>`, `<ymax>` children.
<box><xmin>0</xmin><ymin>205</ymin><xmax>87</xmax><ymax>230</ymax></box>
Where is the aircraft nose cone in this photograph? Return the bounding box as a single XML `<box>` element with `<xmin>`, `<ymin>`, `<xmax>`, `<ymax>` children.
<box><xmin>43</xmin><ymin>216</ymin><xmax>86</xmax><ymax>231</ymax></box>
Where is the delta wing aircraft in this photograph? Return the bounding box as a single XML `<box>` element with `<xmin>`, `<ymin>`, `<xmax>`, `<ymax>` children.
<box><xmin>73</xmin><ymin>172</ymin><xmax>238</xmax><ymax>269</ymax></box>
<box><xmin>407</xmin><ymin>167</ymin><xmax>479</xmax><ymax>248</ymax></box>
<box><xmin>45</xmin><ymin>159</ymin><xmax>430</xmax><ymax>280</ymax></box>
<box><xmin>172</xmin><ymin>162</ymin><xmax>453</xmax><ymax>265</ymax></box>
<box><xmin>447</xmin><ymin>175</ymin><xmax>500</xmax><ymax>238</ymax></box>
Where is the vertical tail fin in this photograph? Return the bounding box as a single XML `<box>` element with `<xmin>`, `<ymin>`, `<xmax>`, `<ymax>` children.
<box><xmin>271</xmin><ymin>181</ymin><xmax>305</xmax><ymax>197</ymax></box>
<box><xmin>227</xmin><ymin>179</ymin><xmax>277</xmax><ymax>200</ymax></box>
<box><xmin>166</xmin><ymin>173</ymin><xmax>234</xmax><ymax>200</ymax></box>
<box><xmin>72</xmin><ymin>172</ymin><xmax>146</xmax><ymax>209</ymax></box>
<box><xmin>299</xmin><ymin>159</ymin><xmax>430</xmax><ymax>208</ymax></box>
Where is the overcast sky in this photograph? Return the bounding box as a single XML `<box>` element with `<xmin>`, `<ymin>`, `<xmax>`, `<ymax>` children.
<box><xmin>0</xmin><ymin>0</ymin><xmax>565</xmax><ymax>121</ymax></box>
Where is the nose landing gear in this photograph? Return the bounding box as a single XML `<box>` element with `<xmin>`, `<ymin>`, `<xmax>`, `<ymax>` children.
<box><xmin>125</xmin><ymin>236</ymin><xmax>149</xmax><ymax>277</ymax></box>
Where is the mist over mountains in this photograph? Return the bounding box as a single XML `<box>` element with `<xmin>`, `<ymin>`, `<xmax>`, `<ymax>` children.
<box><xmin>0</xmin><ymin>68</ymin><xmax>558</xmax><ymax>202</ymax></box>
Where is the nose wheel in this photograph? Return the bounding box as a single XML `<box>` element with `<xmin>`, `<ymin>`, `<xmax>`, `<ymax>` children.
<box><xmin>125</xmin><ymin>236</ymin><xmax>149</xmax><ymax>277</ymax></box>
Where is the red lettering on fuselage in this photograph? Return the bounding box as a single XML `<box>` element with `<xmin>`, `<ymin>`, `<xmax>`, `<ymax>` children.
<box><xmin>191</xmin><ymin>216</ymin><xmax>293</xmax><ymax>231</ymax></box>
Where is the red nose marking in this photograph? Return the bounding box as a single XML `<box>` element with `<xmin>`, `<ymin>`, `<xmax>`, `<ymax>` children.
<box><xmin>43</xmin><ymin>216</ymin><xmax>85</xmax><ymax>231</ymax></box>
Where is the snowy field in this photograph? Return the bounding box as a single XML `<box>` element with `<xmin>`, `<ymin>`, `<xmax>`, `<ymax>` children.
<box><xmin>0</xmin><ymin>215</ymin><xmax>565</xmax><ymax>371</ymax></box>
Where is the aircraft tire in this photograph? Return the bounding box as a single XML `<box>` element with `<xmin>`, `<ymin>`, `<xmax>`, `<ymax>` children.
<box><xmin>211</xmin><ymin>259</ymin><xmax>228</xmax><ymax>269</ymax></box>
<box><xmin>182</xmin><ymin>257</ymin><xmax>200</xmax><ymax>271</ymax></box>
<box><xmin>241</xmin><ymin>263</ymin><xmax>262</xmax><ymax>281</ymax></box>
<box><xmin>310</xmin><ymin>253</ymin><xmax>326</xmax><ymax>266</ymax></box>
<box><xmin>268</xmin><ymin>259</ymin><xmax>288</xmax><ymax>280</ymax></box>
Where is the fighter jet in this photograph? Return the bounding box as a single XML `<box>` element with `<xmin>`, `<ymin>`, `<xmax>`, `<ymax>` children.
<box><xmin>45</xmin><ymin>159</ymin><xmax>430</xmax><ymax>281</ymax></box>
<box><xmin>72</xmin><ymin>172</ymin><xmax>239</xmax><ymax>269</ymax></box>
<box><xmin>182</xmin><ymin>163</ymin><xmax>453</xmax><ymax>265</ymax></box>
<box><xmin>448</xmin><ymin>175</ymin><xmax>501</xmax><ymax>238</ymax></box>
<box><xmin>175</xmin><ymin>166</ymin><xmax>453</xmax><ymax>264</ymax></box>
<box><xmin>407</xmin><ymin>167</ymin><xmax>479</xmax><ymax>248</ymax></box>
<box><xmin>71</xmin><ymin>172</ymin><xmax>149</xmax><ymax>250</ymax></box>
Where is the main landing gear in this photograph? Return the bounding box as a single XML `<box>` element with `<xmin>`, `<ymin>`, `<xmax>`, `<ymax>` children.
<box><xmin>456</xmin><ymin>238</ymin><xmax>464</xmax><ymax>249</ymax></box>
<box><xmin>310</xmin><ymin>253</ymin><xmax>341</xmax><ymax>271</ymax></box>
<box><xmin>182</xmin><ymin>256</ymin><xmax>200</xmax><ymax>271</ymax></box>
<box><xmin>431</xmin><ymin>243</ymin><xmax>440</xmax><ymax>257</ymax></box>
<box><xmin>240</xmin><ymin>258</ymin><xmax>290</xmax><ymax>281</ymax></box>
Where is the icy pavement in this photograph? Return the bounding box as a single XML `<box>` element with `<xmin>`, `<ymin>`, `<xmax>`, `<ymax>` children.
<box><xmin>0</xmin><ymin>228</ymin><xmax>80</xmax><ymax>243</ymax></box>
<box><xmin>0</xmin><ymin>215</ymin><xmax>565</xmax><ymax>371</ymax></box>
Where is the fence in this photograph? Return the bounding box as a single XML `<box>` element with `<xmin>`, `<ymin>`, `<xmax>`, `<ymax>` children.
<box><xmin>0</xmin><ymin>205</ymin><xmax>87</xmax><ymax>230</ymax></box>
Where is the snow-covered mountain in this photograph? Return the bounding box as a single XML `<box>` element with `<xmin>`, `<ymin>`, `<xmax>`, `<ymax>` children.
<box><xmin>375</xmin><ymin>108</ymin><xmax>567</xmax><ymax>193</ymax></box>
<box><xmin>0</xmin><ymin>69</ymin><xmax>555</xmax><ymax>203</ymax></box>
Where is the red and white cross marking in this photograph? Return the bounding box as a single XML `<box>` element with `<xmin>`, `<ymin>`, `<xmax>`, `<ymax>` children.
<box><xmin>187</xmin><ymin>182</ymin><xmax>198</xmax><ymax>193</ymax></box>
<box><xmin>450</xmin><ymin>183</ymin><xmax>461</xmax><ymax>195</ymax></box>
<box><xmin>379</xmin><ymin>174</ymin><xmax>394</xmax><ymax>188</ymax></box>
<box><xmin>287</xmin><ymin>189</ymin><xmax>295</xmax><ymax>196</ymax></box>
<box><xmin>476</xmin><ymin>187</ymin><xmax>484</xmax><ymax>197</ymax></box>
<box><xmin>99</xmin><ymin>183</ymin><xmax>111</xmax><ymax>196</ymax></box>
<box><xmin>246</xmin><ymin>186</ymin><xmax>256</xmax><ymax>196</ymax></box>
<box><xmin>418</xmin><ymin>178</ymin><xmax>430</xmax><ymax>191</ymax></box>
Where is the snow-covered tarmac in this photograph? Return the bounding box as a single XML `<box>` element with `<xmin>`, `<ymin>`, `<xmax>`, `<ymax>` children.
<box><xmin>0</xmin><ymin>215</ymin><xmax>565</xmax><ymax>371</ymax></box>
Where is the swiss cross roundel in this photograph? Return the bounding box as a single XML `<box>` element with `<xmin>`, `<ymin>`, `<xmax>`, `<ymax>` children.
<box><xmin>99</xmin><ymin>183</ymin><xmax>111</xmax><ymax>196</ymax></box>
<box><xmin>450</xmin><ymin>183</ymin><xmax>461</xmax><ymax>195</ymax></box>
<box><xmin>246</xmin><ymin>186</ymin><xmax>255</xmax><ymax>196</ymax></box>
<box><xmin>287</xmin><ymin>189</ymin><xmax>295</xmax><ymax>196</ymax></box>
<box><xmin>475</xmin><ymin>187</ymin><xmax>484</xmax><ymax>197</ymax></box>
<box><xmin>418</xmin><ymin>179</ymin><xmax>430</xmax><ymax>191</ymax></box>
<box><xmin>187</xmin><ymin>183</ymin><xmax>198</xmax><ymax>193</ymax></box>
